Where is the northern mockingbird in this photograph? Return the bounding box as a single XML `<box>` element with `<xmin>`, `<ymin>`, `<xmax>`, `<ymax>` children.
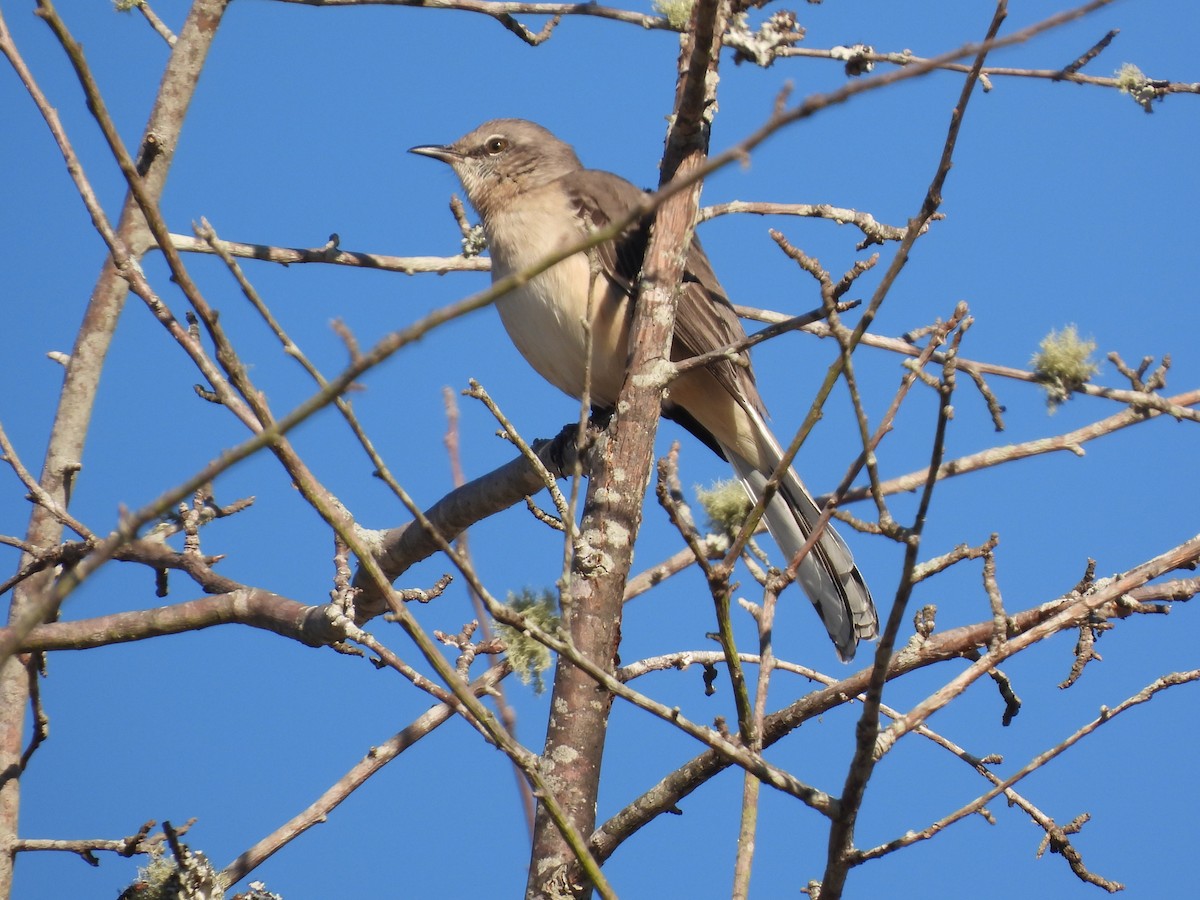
<box><xmin>411</xmin><ymin>119</ymin><xmax>877</xmax><ymax>660</ymax></box>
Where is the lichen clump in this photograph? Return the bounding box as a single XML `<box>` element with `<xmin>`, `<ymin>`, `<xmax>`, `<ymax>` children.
<box><xmin>696</xmin><ymin>479</ymin><xmax>752</xmax><ymax>536</ymax></box>
<box><xmin>1031</xmin><ymin>325</ymin><xmax>1099</xmax><ymax>410</ymax></box>
<box><xmin>653</xmin><ymin>0</ymin><xmax>695</xmax><ymax>31</ymax></box>
<box><xmin>495</xmin><ymin>589</ymin><xmax>560</xmax><ymax>693</ymax></box>
<box><xmin>1115</xmin><ymin>63</ymin><xmax>1161</xmax><ymax>113</ymax></box>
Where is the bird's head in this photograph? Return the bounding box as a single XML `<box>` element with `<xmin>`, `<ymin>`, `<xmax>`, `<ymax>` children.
<box><xmin>409</xmin><ymin>118</ymin><xmax>582</xmax><ymax>218</ymax></box>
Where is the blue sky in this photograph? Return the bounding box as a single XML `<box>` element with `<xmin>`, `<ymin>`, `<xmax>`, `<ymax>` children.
<box><xmin>2</xmin><ymin>1</ymin><xmax>1198</xmax><ymax>898</ymax></box>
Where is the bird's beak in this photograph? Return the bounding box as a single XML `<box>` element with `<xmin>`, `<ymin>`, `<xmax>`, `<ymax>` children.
<box><xmin>408</xmin><ymin>143</ymin><xmax>460</xmax><ymax>164</ymax></box>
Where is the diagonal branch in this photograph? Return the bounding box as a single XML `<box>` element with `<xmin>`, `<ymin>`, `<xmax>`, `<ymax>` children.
<box><xmin>0</xmin><ymin>4</ymin><xmax>232</xmax><ymax>896</ymax></box>
<box><xmin>589</xmin><ymin>533</ymin><xmax>1196</xmax><ymax>863</ymax></box>
<box><xmin>822</xmin><ymin>7</ymin><xmax>1011</xmax><ymax>895</ymax></box>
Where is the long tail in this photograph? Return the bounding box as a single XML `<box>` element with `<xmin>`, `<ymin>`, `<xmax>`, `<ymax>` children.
<box><xmin>723</xmin><ymin>431</ymin><xmax>878</xmax><ymax>661</ymax></box>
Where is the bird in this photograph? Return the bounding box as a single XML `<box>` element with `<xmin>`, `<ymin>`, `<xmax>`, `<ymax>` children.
<box><xmin>410</xmin><ymin>119</ymin><xmax>877</xmax><ymax>660</ymax></box>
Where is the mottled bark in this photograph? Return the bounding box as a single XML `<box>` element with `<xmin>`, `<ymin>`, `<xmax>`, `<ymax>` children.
<box><xmin>525</xmin><ymin>3</ymin><xmax>729</xmax><ymax>897</ymax></box>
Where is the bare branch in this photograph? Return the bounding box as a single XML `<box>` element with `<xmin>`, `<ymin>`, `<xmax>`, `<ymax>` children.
<box><xmin>857</xmin><ymin>669</ymin><xmax>1200</xmax><ymax>890</ymax></box>
<box><xmin>168</xmin><ymin>232</ymin><xmax>488</xmax><ymax>274</ymax></box>
<box><xmin>272</xmin><ymin>0</ymin><xmax>675</xmax><ymax>32</ymax></box>
<box><xmin>16</xmin><ymin>819</ymin><xmax>188</xmax><ymax>865</ymax></box>
<box><xmin>878</xmin><ymin>534</ymin><xmax>1200</xmax><ymax>752</ymax></box>
<box><xmin>698</xmin><ymin>201</ymin><xmax>913</xmax><ymax>248</ymax></box>
<box><xmin>221</xmin><ymin>662</ymin><xmax>512</xmax><ymax>885</ymax></box>
<box><xmin>3</xmin><ymin>589</ymin><xmax>344</xmax><ymax>652</ymax></box>
<box><xmin>592</xmin><ymin>539</ymin><xmax>1196</xmax><ymax>863</ymax></box>
<box><xmin>833</xmin><ymin>388</ymin><xmax>1200</xmax><ymax>505</ymax></box>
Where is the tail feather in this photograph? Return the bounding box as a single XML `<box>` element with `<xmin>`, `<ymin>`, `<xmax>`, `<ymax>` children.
<box><xmin>723</xmin><ymin>438</ymin><xmax>878</xmax><ymax>662</ymax></box>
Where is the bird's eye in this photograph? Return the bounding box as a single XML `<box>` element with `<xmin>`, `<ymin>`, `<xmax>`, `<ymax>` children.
<box><xmin>484</xmin><ymin>136</ymin><xmax>508</xmax><ymax>155</ymax></box>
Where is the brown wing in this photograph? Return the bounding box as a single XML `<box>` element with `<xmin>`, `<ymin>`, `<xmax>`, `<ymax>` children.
<box><xmin>672</xmin><ymin>234</ymin><xmax>766</xmax><ymax>419</ymax></box>
<box><xmin>560</xmin><ymin>170</ymin><xmax>766</xmax><ymax>454</ymax></box>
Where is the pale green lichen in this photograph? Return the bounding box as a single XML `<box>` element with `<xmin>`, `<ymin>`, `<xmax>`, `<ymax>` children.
<box><xmin>495</xmin><ymin>589</ymin><xmax>560</xmax><ymax>693</ymax></box>
<box><xmin>1115</xmin><ymin>62</ymin><xmax>1146</xmax><ymax>91</ymax></box>
<box><xmin>1030</xmin><ymin>325</ymin><xmax>1100</xmax><ymax>411</ymax></box>
<box><xmin>696</xmin><ymin>479</ymin><xmax>752</xmax><ymax>537</ymax></box>
<box><xmin>1115</xmin><ymin>63</ymin><xmax>1161</xmax><ymax>113</ymax></box>
<box><xmin>461</xmin><ymin>223</ymin><xmax>487</xmax><ymax>258</ymax></box>
<box><xmin>725</xmin><ymin>10</ymin><xmax>804</xmax><ymax>68</ymax></box>
<box><xmin>123</xmin><ymin>848</ymin><xmax>225</xmax><ymax>900</ymax></box>
<box><xmin>653</xmin><ymin>0</ymin><xmax>695</xmax><ymax>31</ymax></box>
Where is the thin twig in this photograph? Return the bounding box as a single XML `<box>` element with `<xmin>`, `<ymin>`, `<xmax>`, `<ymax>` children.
<box><xmin>823</xmin><ymin>7</ymin><xmax>1009</xmax><ymax>893</ymax></box>
<box><xmin>168</xmin><ymin>232</ymin><xmax>489</xmax><ymax>274</ymax></box>
<box><xmin>830</xmin><ymin>388</ymin><xmax>1200</xmax><ymax>506</ymax></box>
<box><xmin>132</xmin><ymin>1</ymin><xmax>176</xmax><ymax>45</ymax></box>
<box><xmin>222</xmin><ymin>662</ymin><xmax>513</xmax><ymax>885</ymax></box>
<box><xmin>442</xmin><ymin>388</ymin><xmax>536</xmax><ymax>838</ymax></box>
<box><xmin>856</xmin><ymin>670</ymin><xmax>1200</xmax><ymax>890</ymax></box>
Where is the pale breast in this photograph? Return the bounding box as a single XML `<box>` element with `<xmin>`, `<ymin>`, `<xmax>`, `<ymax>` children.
<box><xmin>486</xmin><ymin>194</ymin><xmax>631</xmax><ymax>406</ymax></box>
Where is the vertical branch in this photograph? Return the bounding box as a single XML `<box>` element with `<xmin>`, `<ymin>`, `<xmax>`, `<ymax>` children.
<box><xmin>442</xmin><ymin>388</ymin><xmax>536</xmax><ymax>838</ymax></box>
<box><xmin>0</xmin><ymin>3</ymin><xmax>230</xmax><ymax>897</ymax></box>
<box><xmin>731</xmin><ymin>579</ymin><xmax>781</xmax><ymax>899</ymax></box>
<box><xmin>525</xmin><ymin>2</ymin><xmax>730</xmax><ymax>897</ymax></box>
